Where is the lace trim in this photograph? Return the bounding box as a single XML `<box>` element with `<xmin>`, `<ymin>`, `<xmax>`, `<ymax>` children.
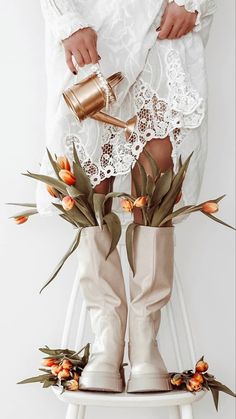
<box><xmin>63</xmin><ymin>49</ymin><xmax>205</xmax><ymax>187</ymax></box>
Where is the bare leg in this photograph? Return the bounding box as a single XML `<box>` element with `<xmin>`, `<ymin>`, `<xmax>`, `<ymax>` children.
<box><xmin>132</xmin><ymin>136</ymin><xmax>173</xmax><ymax>224</ymax></box>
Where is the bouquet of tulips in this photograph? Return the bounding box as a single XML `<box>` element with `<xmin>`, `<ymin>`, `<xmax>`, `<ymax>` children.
<box><xmin>118</xmin><ymin>150</ymin><xmax>235</xmax><ymax>273</ymax></box>
<box><xmin>18</xmin><ymin>344</ymin><xmax>90</xmax><ymax>392</ymax></box>
<box><xmin>170</xmin><ymin>356</ymin><xmax>236</xmax><ymax>411</ymax></box>
<box><xmin>8</xmin><ymin>144</ymin><xmax>130</xmax><ymax>293</ymax></box>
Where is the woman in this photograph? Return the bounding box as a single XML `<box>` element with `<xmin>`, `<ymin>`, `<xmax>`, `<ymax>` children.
<box><xmin>38</xmin><ymin>0</ymin><xmax>216</xmax><ymax>393</ymax></box>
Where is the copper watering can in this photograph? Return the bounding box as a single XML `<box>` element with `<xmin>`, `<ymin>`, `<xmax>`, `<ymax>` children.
<box><xmin>63</xmin><ymin>70</ymin><xmax>137</xmax><ymax>140</ymax></box>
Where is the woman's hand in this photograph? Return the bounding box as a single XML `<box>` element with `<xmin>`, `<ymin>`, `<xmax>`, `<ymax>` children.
<box><xmin>63</xmin><ymin>27</ymin><xmax>99</xmax><ymax>74</ymax></box>
<box><xmin>158</xmin><ymin>2</ymin><xmax>197</xmax><ymax>40</ymax></box>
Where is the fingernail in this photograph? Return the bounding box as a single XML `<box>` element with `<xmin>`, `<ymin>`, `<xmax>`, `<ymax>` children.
<box><xmin>98</xmin><ymin>55</ymin><xmax>101</xmax><ymax>60</ymax></box>
<box><xmin>73</xmin><ymin>71</ymin><xmax>77</xmax><ymax>75</ymax></box>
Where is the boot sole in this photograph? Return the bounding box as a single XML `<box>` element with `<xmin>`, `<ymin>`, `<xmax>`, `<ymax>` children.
<box><xmin>127</xmin><ymin>373</ymin><xmax>172</xmax><ymax>393</ymax></box>
<box><xmin>79</xmin><ymin>371</ymin><xmax>124</xmax><ymax>393</ymax></box>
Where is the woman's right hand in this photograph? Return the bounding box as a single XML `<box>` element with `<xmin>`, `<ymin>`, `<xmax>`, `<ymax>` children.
<box><xmin>62</xmin><ymin>27</ymin><xmax>99</xmax><ymax>74</ymax></box>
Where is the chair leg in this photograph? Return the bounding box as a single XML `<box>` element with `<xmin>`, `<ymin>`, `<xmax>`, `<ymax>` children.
<box><xmin>180</xmin><ymin>404</ymin><xmax>194</xmax><ymax>419</ymax></box>
<box><xmin>169</xmin><ymin>405</ymin><xmax>181</xmax><ymax>419</ymax></box>
<box><xmin>66</xmin><ymin>404</ymin><xmax>79</xmax><ymax>419</ymax></box>
<box><xmin>78</xmin><ymin>405</ymin><xmax>86</xmax><ymax>419</ymax></box>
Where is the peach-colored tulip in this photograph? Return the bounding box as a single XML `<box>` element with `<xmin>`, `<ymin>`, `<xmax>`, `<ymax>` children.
<box><xmin>58</xmin><ymin>369</ymin><xmax>71</xmax><ymax>380</ymax></box>
<box><xmin>192</xmin><ymin>372</ymin><xmax>204</xmax><ymax>384</ymax></box>
<box><xmin>134</xmin><ymin>196</ymin><xmax>148</xmax><ymax>208</ymax></box>
<box><xmin>46</xmin><ymin>185</ymin><xmax>58</xmax><ymax>198</ymax></box>
<box><xmin>171</xmin><ymin>375</ymin><xmax>183</xmax><ymax>386</ymax></box>
<box><xmin>66</xmin><ymin>379</ymin><xmax>79</xmax><ymax>391</ymax></box>
<box><xmin>57</xmin><ymin>156</ymin><xmax>71</xmax><ymax>171</ymax></box>
<box><xmin>59</xmin><ymin>169</ymin><xmax>76</xmax><ymax>186</ymax></box>
<box><xmin>15</xmin><ymin>216</ymin><xmax>28</xmax><ymax>225</ymax></box>
<box><xmin>202</xmin><ymin>202</ymin><xmax>219</xmax><ymax>214</ymax></box>
<box><xmin>62</xmin><ymin>359</ymin><xmax>73</xmax><ymax>370</ymax></box>
<box><xmin>42</xmin><ymin>358</ymin><xmax>58</xmax><ymax>367</ymax></box>
<box><xmin>62</xmin><ymin>196</ymin><xmax>75</xmax><ymax>211</ymax></box>
<box><xmin>121</xmin><ymin>199</ymin><xmax>134</xmax><ymax>212</ymax></box>
<box><xmin>51</xmin><ymin>365</ymin><xmax>63</xmax><ymax>376</ymax></box>
<box><xmin>186</xmin><ymin>378</ymin><xmax>202</xmax><ymax>392</ymax></box>
<box><xmin>195</xmin><ymin>360</ymin><xmax>208</xmax><ymax>373</ymax></box>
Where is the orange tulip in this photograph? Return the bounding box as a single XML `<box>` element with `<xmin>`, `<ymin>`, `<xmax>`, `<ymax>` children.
<box><xmin>46</xmin><ymin>185</ymin><xmax>58</xmax><ymax>198</ymax></box>
<box><xmin>57</xmin><ymin>156</ymin><xmax>71</xmax><ymax>171</ymax></box>
<box><xmin>121</xmin><ymin>199</ymin><xmax>134</xmax><ymax>212</ymax></box>
<box><xmin>134</xmin><ymin>196</ymin><xmax>148</xmax><ymax>208</ymax></box>
<box><xmin>42</xmin><ymin>358</ymin><xmax>58</xmax><ymax>367</ymax></box>
<box><xmin>202</xmin><ymin>202</ymin><xmax>219</xmax><ymax>214</ymax></box>
<box><xmin>171</xmin><ymin>374</ymin><xmax>183</xmax><ymax>386</ymax></box>
<box><xmin>186</xmin><ymin>378</ymin><xmax>202</xmax><ymax>392</ymax></box>
<box><xmin>62</xmin><ymin>359</ymin><xmax>73</xmax><ymax>370</ymax></box>
<box><xmin>192</xmin><ymin>372</ymin><xmax>204</xmax><ymax>384</ymax></box>
<box><xmin>14</xmin><ymin>216</ymin><xmax>28</xmax><ymax>225</ymax></box>
<box><xmin>51</xmin><ymin>365</ymin><xmax>63</xmax><ymax>376</ymax></box>
<box><xmin>59</xmin><ymin>169</ymin><xmax>76</xmax><ymax>185</ymax></box>
<box><xmin>66</xmin><ymin>379</ymin><xmax>79</xmax><ymax>391</ymax></box>
<box><xmin>62</xmin><ymin>196</ymin><xmax>75</xmax><ymax>211</ymax></box>
<box><xmin>58</xmin><ymin>369</ymin><xmax>71</xmax><ymax>380</ymax></box>
<box><xmin>196</xmin><ymin>360</ymin><xmax>209</xmax><ymax>373</ymax></box>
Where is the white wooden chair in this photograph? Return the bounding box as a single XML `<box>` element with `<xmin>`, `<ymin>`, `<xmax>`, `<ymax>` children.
<box><xmin>53</xmin><ymin>225</ymin><xmax>206</xmax><ymax>419</ymax></box>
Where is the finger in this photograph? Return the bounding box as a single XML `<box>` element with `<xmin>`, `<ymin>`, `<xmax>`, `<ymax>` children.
<box><xmin>65</xmin><ymin>49</ymin><xmax>77</xmax><ymax>74</ymax></box>
<box><xmin>72</xmin><ymin>50</ymin><xmax>85</xmax><ymax>68</ymax></box>
<box><xmin>167</xmin><ymin>21</ymin><xmax>183</xmax><ymax>39</ymax></box>
<box><xmin>158</xmin><ymin>16</ymin><xmax>174</xmax><ymax>40</ymax></box>
<box><xmin>88</xmin><ymin>44</ymin><xmax>99</xmax><ymax>64</ymax></box>
<box><xmin>79</xmin><ymin>45</ymin><xmax>92</xmax><ymax>65</ymax></box>
<box><xmin>177</xmin><ymin>23</ymin><xmax>193</xmax><ymax>38</ymax></box>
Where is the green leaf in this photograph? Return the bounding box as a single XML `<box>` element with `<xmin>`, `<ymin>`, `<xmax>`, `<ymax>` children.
<box><xmin>151</xmin><ymin>168</ymin><xmax>173</xmax><ymax>208</ymax></box>
<box><xmin>104</xmin><ymin>192</ymin><xmax>134</xmax><ymax>203</ymax></box>
<box><xmin>9</xmin><ymin>209</ymin><xmax>38</xmax><ymax>219</ymax></box>
<box><xmin>53</xmin><ymin>203</ymin><xmax>89</xmax><ymax>228</ymax></box>
<box><xmin>74</xmin><ymin>199</ymin><xmax>96</xmax><ymax>226</ymax></box>
<box><xmin>5</xmin><ymin>202</ymin><xmax>37</xmax><ymax>208</ymax></box>
<box><xmin>18</xmin><ymin>373</ymin><xmax>53</xmax><ymax>385</ymax></box>
<box><xmin>159</xmin><ymin>205</ymin><xmax>195</xmax><ymax>226</ymax></box>
<box><xmin>143</xmin><ymin>149</ymin><xmax>160</xmax><ymax>180</ymax></box>
<box><xmin>43</xmin><ymin>380</ymin><xmax>56</xmax><ymax>388</ymax></box>
<box><xmin>93</xmin><ymin>193</ymin><xmax>105</xmax><ymax>228</ymax></box>
<box><xmin>202</xmin><ymin>212</ymin><xmax>236</xmax><ymax>231</ymax></box>
<box><xmin>66</xmin><ymin>186</ymin><xmax>84</xmax><ymax>198</ymax></box>
<box><xmin>46</xmin><ymin>148</ymin><xmax>60</xmax><ymax>179</ymax></box>
<box><xmin>210</xmin><ymin>380</ymin><xmax>236</xmax><ymax>397</ymax></box>
<box><xmin>131</xmin><ymin>171</ymin><xmax>141</xmax><ymax>197</ymax></box>
<box><xmin>136</xmin><ymin>160</ymin><xmax>147</xmax><ymax>196</ymax></box>
<box><xmin>210</xmin><ymin>387</ymin><xmax>219</xmax><ymax>411</ymax></box>
<box><xmin>72</xmin><ymin>161</ymin><xmax>92</xmax><ymax>197</ymax></box>
<box><xmin>103</xmin><ymin>212</ymin><xmax>122</xmax><ymax>258</ymax></box>
<box><xmin>39</xmin><ymin>229</ymin><xmax>83</xmax><ymax>293</ymax></box>
<box><xmin>126</xmin><ymin>223</ymin><xmax>137</xmax><ymax>275</ymax></box>
<box><xmin>22</xmin><ymin>172</ymin><xmax>67</xmax><ymax>194</ymax></box>
<box><xmin>72</xmin><ymin>142</ymin><xmax>81</xmax><ymax>166</ymax></box>
<box><xmin>146</xmin><ymin>175</ymin><xmax>155</xmax><ymax>197</ymax></box>
<box><xmin>59</xmin><ymin>213</ymin><xmax>77</xmax><ymax>227</ymax></box>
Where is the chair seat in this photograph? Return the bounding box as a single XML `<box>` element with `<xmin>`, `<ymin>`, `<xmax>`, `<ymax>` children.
<box><xmin>53</xmin><ymin>387</ymin><xmax>206</xmax><ymax>408</ymax></box>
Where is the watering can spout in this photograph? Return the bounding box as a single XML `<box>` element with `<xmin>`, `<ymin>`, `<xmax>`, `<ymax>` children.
<box><xmin>92</xmin><ymin>111</ymin><xmax>137</xmax><ymax>140</ymax></box>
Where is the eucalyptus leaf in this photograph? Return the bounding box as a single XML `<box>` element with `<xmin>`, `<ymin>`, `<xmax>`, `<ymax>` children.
<box><xmin>103</xmin><ymin>212</ymin><xmax>122</xmax><ymax>258</ymax></box>
<box><xmin>126</xmin><ymin>223</ymin><xmax>137</xmax><ymax>275</ymax></box>
<box><xmin>93</xmin><ymin>193</ymin><xmax>105</xmax><ymax>228</ymax></box>
<box><xmin>39</xmin><ymin>229</ymin><xmax>83</xmax><ymax>293</ymax></box>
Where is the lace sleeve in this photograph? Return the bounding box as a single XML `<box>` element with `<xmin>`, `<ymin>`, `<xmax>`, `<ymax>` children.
<box><xmin>40</xmin><ymin>0</ymin><xmax>94</xmax><ymax>42</ymax></box>
<box><xmin>168</xmin><ymin>0</ymin><xmax>217</xmax><ymax>31</ymax></box>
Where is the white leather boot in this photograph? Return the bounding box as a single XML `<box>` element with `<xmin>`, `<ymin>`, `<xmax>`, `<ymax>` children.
<box><xmin>78</xmin><ymin>226</ymin><xmax>128</xmax><ymax>393</ymax></box>
<box><xmin>127</xmin><ymin>226</ymin><xmax>175</xmax><ymax>393</ymax></box>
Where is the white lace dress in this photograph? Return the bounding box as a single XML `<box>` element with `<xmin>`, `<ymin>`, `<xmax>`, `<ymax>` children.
<box><xmin>37</xmin><ymin>0</ymin><xmax>216</xmax><ymax>219</ymax></box>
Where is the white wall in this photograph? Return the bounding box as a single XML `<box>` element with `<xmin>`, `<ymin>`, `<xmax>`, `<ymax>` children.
<box><xmin>0</xmin><ymin>1</ymin><xmax>235</xmax><ymax>419</ymax></box>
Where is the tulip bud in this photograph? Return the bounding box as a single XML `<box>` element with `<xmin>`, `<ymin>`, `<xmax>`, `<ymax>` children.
<box><xmin>195</xmin><ymin>360</ymin><xmax>209</xmax><ymax>373</ymax></box>
<box><xmin>14</xmin><ymin>216</ymin><xmax>28</xmax><ymax>225</ymax></box>
<box><xmin>186</xmin><ymin>378</ymin><xmax>202</xmax><ymax>392</ymax></box>
<box><xmin>121</xmin><ymin>199</ymin><xmax>134</xmax><ymax>212</ymax></box>
<box><xmin>51</xmin><ymin>365</ymin><xmax>63</xmax><ymax>376</ymax></box>
<box><xmin>171</xmin><ymin>374</ymin><xmax>183</xmax><ymax>386</ymax></box>
<box><xmin>66</xmin><ymin>379</ymin><xmax>79</xmax><ymax>391</ymax></box>
<box><xmin>42</xmin><ymin>358</ymin><xmax>58</xmax><ymax>368</ymax></box>
<box><xmin>58</xmin><ymin>369</ymin><xmax>71</xmax><ymax>380</ymax></box>
<box><xmin>62</xmin><ymin>196</ymin><xmax>75</xmax><ymax>211</ymax></box>
<box><xmin>57</xmin><ymin>156</ymin><xmax>71</xmax><ymax>171</ymax></box>
<box><xmin>62</xmin><ymin>359</ymin><xmax>73</xmax><ymax>370</ymax></box>
<box><xmin>134</xmin><ymin>196</ymin><xmax>148</xmax><ymax>208</ymax></box>
<box><xmin>59</xmin><ymin>169</ymin><xmax>76</xmax><ymax>186</ymax></box>
<box><xmin>46</xmin><ymin>185</ymin><xmax>58</xmax><ymax>198</ymax></box>
<box><xmin>202</xmin><ymin>202</ymin><xmax>219</xmax><ymax>214</ymax></box>
<box><xmin>192</xmin><ymin>372</ymin><xmax>204</xmax><ymax>384</ymax></box>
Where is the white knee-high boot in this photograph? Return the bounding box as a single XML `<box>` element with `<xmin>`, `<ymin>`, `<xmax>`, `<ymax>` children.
<box><xmin>78</xmin><ymin>225</ymin><xmax>128</xmax><ymax>393</ymax></box>
<box><xmin>127</xmin><ymin>226</ymin><xmax>174</xmax><ymax>393</ymax></box>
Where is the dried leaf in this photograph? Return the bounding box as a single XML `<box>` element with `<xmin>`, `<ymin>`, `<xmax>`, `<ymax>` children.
<box><xmin>131</xmin><ymin>171</ymin><xmax>141</xmax><ymax>197</ymax></box>
<box><xmin>151</xmin><ymin>168</ymin><xmax>173</xmax><ymax>208</ymax></box>
<box><xmin>210</xmin><ymin>380</ymin><xmax>236</xmax><ymax>397</ymax></box>
<box><xmin>202</xmin><ymin>212</ymin><xmax>236</xmax><ymax>231</ymax></box>
<box><xmin>143</xmin><ymin>149</ymin><xmax>160</xmax><ymax>179</ymax></box>
<box><xmin>146</xmin><ymin>175</ymin><xmax>155</xmax><ymax>196</ymax></box>
<box><xmin>93</xmin><ymin>193</ymin><xmax>105</xmax><ymax>228</ymax></box>
<box><xmin>159</xmin><ymin>205</ymin><xmax>195</xmax><ymax>226</ymax></box>
<box><xmin>39</xmin><ymin>229</ymin><xmax>83</xmax><ymax>293</ymax></box>
<box><xmin>5</xmin><ymin>202</ymin><xmax>37</xmax><ymax>208</ymax></box>
<box><xmin>22</xmin><ymin>172</ymin><xmax>67</xmax><ymax>195</ymax></box>
<box><xmin>66</xmin><ymin>186</ymin><xmax>84</xmax><ymax>198</ymax></box>
<box><xmin>9</xmin><ymin>209</ymin><xmax>38</xmax><ymax>219</ymax></box>
<box><xmin>103</xmin><ymin>212</ymin><xmax>121</xmax><ymax>257</ymax></box>
<box><xmin>18</xmin><ymin>373</ymin><xmax>54</xmax><ymax>385</ymax></box>
<box><xmin>126</xmin><ymin>223</ymin><xmax>137</xmax><ymax>275</ymax></box>
<box><xmin>53</xmin><ymin>203</ymin><xmax>89</xmax><ymax>228</ymax></box>
<box><xmin>136</xmin><ymin>160</ymin><xmax>147</xmax><ymax>196</ymax></box>
<box><xmin>210</xmin><ymin>387</ymin><xmax>219</xmax><ymax>411</ymax></box>
<box><xmin>46</xmin><ymin>148</ymin><xmax>60</xmax><ymax>179</ymax></box>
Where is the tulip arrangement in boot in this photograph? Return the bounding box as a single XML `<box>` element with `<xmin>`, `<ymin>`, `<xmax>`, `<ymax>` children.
<box><xmin>120</xmin><ymin>151</ymin><xmax>235</xmax><ymax>393</ymax></box>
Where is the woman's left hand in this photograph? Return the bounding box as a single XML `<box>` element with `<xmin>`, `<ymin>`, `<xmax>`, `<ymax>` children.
<box><xmin>158</xmin><ymin>2</ymin><xmax>197</xmax><ymax>40</ymax></box>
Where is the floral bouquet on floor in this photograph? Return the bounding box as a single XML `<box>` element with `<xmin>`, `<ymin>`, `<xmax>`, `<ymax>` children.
<box><xmin>119</xmin><ymin>150</ymin><xmax>235</xmax><ymax>273</ymax></box>
<box><xmin>7</xmin><ymin>144</ymin><xmax>130</xmax><ymax>293</ymax></box>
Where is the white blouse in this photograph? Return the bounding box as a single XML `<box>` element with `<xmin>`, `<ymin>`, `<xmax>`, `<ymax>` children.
<box><xmin>36</xmin><ymin>0</ymin><xmax>217</xmax><ymax>219</ymax></box>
